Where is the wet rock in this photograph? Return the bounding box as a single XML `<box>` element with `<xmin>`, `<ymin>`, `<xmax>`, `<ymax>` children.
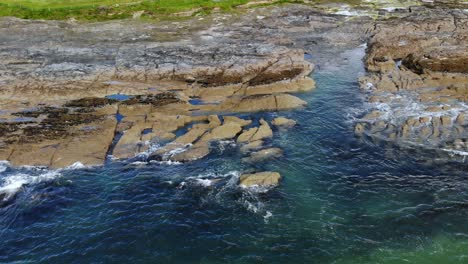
<box><xmin>242</xmin><ymin>147</ymin><xmax>283</xmax><ymax>163</ymax></box>
<box><xmin>432</xmin><ymin>117</ymin><xmax>441</xmax><ymax>129</ymax></box>
<box><xmin>237</xmin><ymin>127</ymin><xmax>259</xmax><ymax>143</ymax></box>
<box><xmin>122</xmin><ymin>93</ymin><xmax>184</xmax><ymax>107</ymax></box>
<box><xmin>113</xmin><ymin>122</ymin><xmax>151</xmax><ymax>159</ymax></box>
<box><xmin>405</xmin><ymin>118</ymin><xmax>419</xmax><ymax>128</ymax></box>
<box><xmin>64</xmin><ymin>97</ymin><xmax>117</xmax><ymax>108</ymax></box>
<box><xmin>205</xmin><ymin>122</ymin><xmax>242</xmax><ymax>141</ymax></box>
<box><xmin>149</xmin><ymin>124</ymin><xmax>209</xmax><ymax>160</ymax></box>
<box><xmin>419</xmin><ymin>116</ymin><xmax>431</xmax><ymax>125</ymax></box>
<box><xmin>363</xmin><ymin>110</ymin><xmax>382</xmax><ymax>120</ymax></box>
<box><xmin>223</xmin><ymin>116</ymin><xmax>252</xmax><ymax>127</ymax></box>
<box><xmin>171</xmin><ymin>143</ymin><xmax>210</xmax><ymax>162</ymax></box>
<box><xmin>440</xmin><ymin>116</ymin><xmax>452</xmax><ymax>127</ymax></box>
<box><xmin>237</xmin><ymin>119</ymin><xmax>273</xmax><ymax>143</ymax></box>
<box><xmin>0</xmin><ymin>4</ymin><xmax>379</xmax><ymax>168</ymax></box>
<box><xmin>272</xmin><ymin>117</ymin><xmax>297</xmax><ymax>127</ymax></box>
<box><xmin>240</xmin><ymin>140</ymin><xmax>263</xmax><ymax>153</ymax></box>
<box><xmin>354</xmin><ymin>123</ymin><xmax>367</xmax><ymax>136</ymax></box>
<box><xmin>375</xmin><ymin>75</ymin><xmax>398</xmax><ymax>92</ymax></box>
<box><xmin>400</xmin><ymin>124</ymin><xmax>410</xmax><ymax>138</ymax></box>
<box><xmin>453</xmin><ymin>139</ymin><xmax>466</xmax><ymax>150</ymax></box>
<box><xmin>361</xmin><ymin>6</ymin><xmax>468</xmax><ymax>148</ymax></box>
<box><xmin>419</xmin><ymin>126</ymin><xmax>432</xmax><ymax>138</ymax></box>
<box><xmin>239</xmin><ymin>171</ymin><xmax>281</xmax><ymax>187</ymax></box>
<box><xmin>218</xmin><ymin>94</ymin><xmax>306</xmax><ymax>113</ymax></box>
<box><xmin>431</xmin><ymin>126</ymin><xmax>440</xmax><ymax>139</ymax></box>
<box><xmin>208</xmin><ymin>115</ymin><xmax>221</xmax><ymax>129</ymax></box>
<box><xmin>425</xmin><ymin>106</ymin><xmax>444</xmax><ymax>112</ymax></box>
<box><xmin>370</xmin><ymin>120</ymin><xmax>387</xmax><ymax>133</ymax></box>
<box><xmin>455</xmin><ymin>113</ymin><xmax>465</xmax><ymax>125</ymax></box>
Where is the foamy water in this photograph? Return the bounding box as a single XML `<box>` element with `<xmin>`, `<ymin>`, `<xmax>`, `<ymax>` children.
<box><xmin>0</xmin><ymin>169</ymin><xmax>61</xmax><ymax>201</ymax></box>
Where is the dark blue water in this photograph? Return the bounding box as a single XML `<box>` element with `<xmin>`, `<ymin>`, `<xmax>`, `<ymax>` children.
<box><xmin>1</xmin><ymin>47</ymin><xmax>468</xmax><ymax>263</ymax></box>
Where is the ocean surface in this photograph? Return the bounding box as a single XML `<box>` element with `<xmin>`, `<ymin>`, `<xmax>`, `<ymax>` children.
<box><xmin>1</xmin><ymin>46</ymin><xmax>467</xmax><ymax>263</ymax></box>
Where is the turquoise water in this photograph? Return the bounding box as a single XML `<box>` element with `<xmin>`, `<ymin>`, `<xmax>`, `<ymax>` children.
<box><xmin>1</xmin><ymin>46</ymin><xmax>468</xmax><ymax>263</ymax></box>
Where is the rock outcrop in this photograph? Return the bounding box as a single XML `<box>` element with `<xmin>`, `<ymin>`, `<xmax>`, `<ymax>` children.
<box><xmin>272</xmin><ymin>117</ymin><xmax>297</xmax><ymax>127</ymax></box>
<box><xmin>239</xmin><ymin>171</ymin><xmax>281</xmax><ymax>187</ymax></box>
<box><xmin>356</xmin><ymin>6</ymin><xmax>468</xmax><ymax>153</ymax></box>
<box><xmin>0</xmin><ymin>7</ymin><xmax>322</xmax><ymax>168</ymax></box>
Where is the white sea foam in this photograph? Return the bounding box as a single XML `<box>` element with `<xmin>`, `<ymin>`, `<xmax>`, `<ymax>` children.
<box><xmin>382</xmin><ymin>7</ymin><xmax>397</xmax><ymax>12</ymax></box>
<box><xmin>264</xmin><ymin>211</ymin><xmax>273</xmax><ymax>223</ymax></box>
<box><xmin>240</xmin><ymin>184</ymin><xmax>273</xmax><ymax>193</ymax></box>
<box><xmin>195</xmin><ymin>179</ymin><xmax>213</xmax><ymax>187</ymax></box>
<box><xmin>149</xmin><ymin>160</ymin><xmax>182</xmax><ymax>165</ymax></box>
<box><xmin>442</xmin><ymin>148</ymin><xmax>468</xmax><ymax>157</ymax></box>
<box><xmin>64</xmin><ymin>161</ymin><xmax>86</xmax><ymax>170</ymax></box>
<box><xmin>187</xmin><ymin>171</ymin><xmax>240</xmax><ymax>187</ymax></box>
<box><xmin>130</xmin><ymin>161</ymin><xmax>147</xmax><ymax>166</ymax></box>
<box><xmin>0</xmin><ymin>171</ymin><xmax>61</xmax><ymax>201</ymax></box>
<box><xmin>0</xmin><ymin>160</ymin><xmax>9</xmax><ymax>173</ymax></box>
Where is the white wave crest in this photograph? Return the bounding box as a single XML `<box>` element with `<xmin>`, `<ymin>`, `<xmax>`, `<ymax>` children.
<box><xmin>0</xmin><ymin>160</ymin><xmax>9</xmax><ymax>173</ymax></box>
<box><xmin>0</xmin><ymin>171</ymin><xmax>61</xmax><ymax>202</ymax></box>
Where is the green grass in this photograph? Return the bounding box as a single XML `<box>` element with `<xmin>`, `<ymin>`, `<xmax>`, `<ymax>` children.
<box><xmin>0</xmin><ymin>0</ymin><xmax>379</xmax><ymax>21</ymax></box>
<box><xmin>0</xmin><ymin>0</ymin><xmax>259</xmax><ymax>21</ymax></box>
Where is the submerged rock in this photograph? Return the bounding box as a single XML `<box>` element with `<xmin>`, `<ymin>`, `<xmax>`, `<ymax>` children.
<box><xmin>240</xmin><ymin>140</ymin><xmax>264</xmax><ymax>153</ymax></box>
<box><xmin>242</xmin><ymin>147</ymin><xmax>283</xmax><ymax>163</ymax></box>
<box><xmin>272</xmin><ymin>117</ymin><xmax>297</xmax><ymax>127</ymax></box>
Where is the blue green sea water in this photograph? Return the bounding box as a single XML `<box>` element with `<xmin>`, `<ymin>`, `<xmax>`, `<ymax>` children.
<box><xmin>1</xmin><ymin>46</ymin><xmax>467</xmax><ymax>263</ymax></box>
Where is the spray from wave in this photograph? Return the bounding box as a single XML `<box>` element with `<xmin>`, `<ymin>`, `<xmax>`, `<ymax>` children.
<box><xmin>0</xmin><ymin>170</ymin><xmax>61</xmax><ymax>203</ymax></box>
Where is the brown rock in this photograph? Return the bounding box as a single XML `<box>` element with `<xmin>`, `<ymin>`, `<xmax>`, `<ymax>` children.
<box><xmin>354</xmin><ymin>123</ymin><xmax>367</xmax><ymax>136</ymax></box>
<box><xmin>171</xmin><ymin>143</ymin><xmax>210</xmax><ymax>162</ymax></box>
<box><xmin>239</xmin><ymin>140</ymin><xmax>263</xmax><ymax>153</ymax></box>
<box><xmin>239</xmin><ymin>171</ymin><xmax>281</xmax><ymax>187</ymax></box>
<box><xmin>419</xmin><ymin>126</ymin><xmax>432</xmax><ymax>138</ymax></box>
<box><xmin>419</xmin><ymin>116</ymin><xmax>431</xmax><ymax>124</ymax></box>
<box><xmin>208</xmin><ymin>115</ymin><xmax>221</xmax><ymax>129</ymax></box>
<box><xmin>204</xmin><ymin>122</ymin><xmax>242</xmax><ymax>141</ymax></box>
<box><xmin>440</xmin><ymin>116</ymin><xmax>452</xmax><ymax>127</ymax></box>
<box><xmin>455</xmin><ymin>113</ymin><xmax>465</xmax><ymax>125</ymax></box>
<box><xmin>223</xmin><ymin>116</ymin><xmax>252</xmax><ymax>127</ymax></box>
<box><xmin>272</xmin><ymin>117</ymin><xmax>297</xmax><ymax>127</ymax></box>
<box><xmin>401</xmin><ymin>124</ymin><xmax>410</xmax><ymax>138</ymax></box>
<box><xmin>51</xmin><ymin>117</ymin><xmax>117</xmax><ymax>168</ymax></box>
<box><xmin>237</xmin><ymin>127</ymin><xmax>258</xmax><ymax>143</ymax></box>
<box><xmin>363</xmin><ymin>111</ymin><xmax>382</xmax><ymax>120</ymax></box>
<box><xmin>242</xmin><ymin>148</ymin><xmax>283</xmax><ymax>163</ymax></box>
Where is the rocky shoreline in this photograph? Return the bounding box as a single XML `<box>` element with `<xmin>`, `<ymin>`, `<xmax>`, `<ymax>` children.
<box><xmin>1</xmin><ymin>2</ymin><xmax>467</xmax><ymax>188</ymax></box>
<box><xmin>356</xmin><ymin>5</ymin><xmax>467</xmax><ymax>154</ymax></box>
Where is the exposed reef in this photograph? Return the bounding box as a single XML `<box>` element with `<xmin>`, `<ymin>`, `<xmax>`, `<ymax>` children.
<box><xmin>1</xmin><ymin>2</ymin><xmax>466</xmax><ymax>189</ymax></box>
<box><xmin>0</xmin><ymin>3</ymin><xmax>376</xmax><ymax>170</ymax></box>
<box><xmin>356</xmin><ymin>6</ymin><xmax>468</xmax><ymax>153</ymax></box>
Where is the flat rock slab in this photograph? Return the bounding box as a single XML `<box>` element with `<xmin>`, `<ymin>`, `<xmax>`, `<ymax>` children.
<box><xmin>239</xmin><ymin>171</ymin><xmax>281</xmax><ymax>187</ymax></box>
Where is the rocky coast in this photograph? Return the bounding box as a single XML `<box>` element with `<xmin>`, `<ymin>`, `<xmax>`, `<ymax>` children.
<box><xmin>356</xmin><ymin>4</ymin><xmax>468</xmax><ymax>154</ymax></box>
<box><xmin>0</xmin><ymin>1</ymin><xmax>467</xmax><ymax>187</ymax></box>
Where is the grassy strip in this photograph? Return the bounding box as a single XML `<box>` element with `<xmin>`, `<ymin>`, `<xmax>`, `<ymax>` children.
<box><xmin>0</xmin><ymin>0</ymin><xmax>373</xmax><ymax>21</ymax></box>
<box><xmin>0</xmin><ymin>0</ymin><xmax>255</xmax><ymax>21</ymax></box>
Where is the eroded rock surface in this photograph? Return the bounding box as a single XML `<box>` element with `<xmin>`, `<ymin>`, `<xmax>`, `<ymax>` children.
<box><xmin>356</xmin><ymin>5</ymin><xmax>468</xmax><ymax>153</ymax></box>
<box><xmin>1</xmin><ymin>5</ymin><xmax>335</xmax><ymax>168</ymax></box>
<box><xmin>0</xmin><ymin>0</ymin><xmax>381</xmax><ymax>169</ymax></box>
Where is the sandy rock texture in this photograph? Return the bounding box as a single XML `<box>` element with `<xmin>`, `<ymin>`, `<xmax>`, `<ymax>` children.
<box><xmin>0</xmin><ymin>3</ymin><xmax>376</xmax><ymax>168</ymax></box>
<box><xmin>356</xmin><ymin>5</ymin><xmax>468</xmax><ymax>153</ymax></box>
